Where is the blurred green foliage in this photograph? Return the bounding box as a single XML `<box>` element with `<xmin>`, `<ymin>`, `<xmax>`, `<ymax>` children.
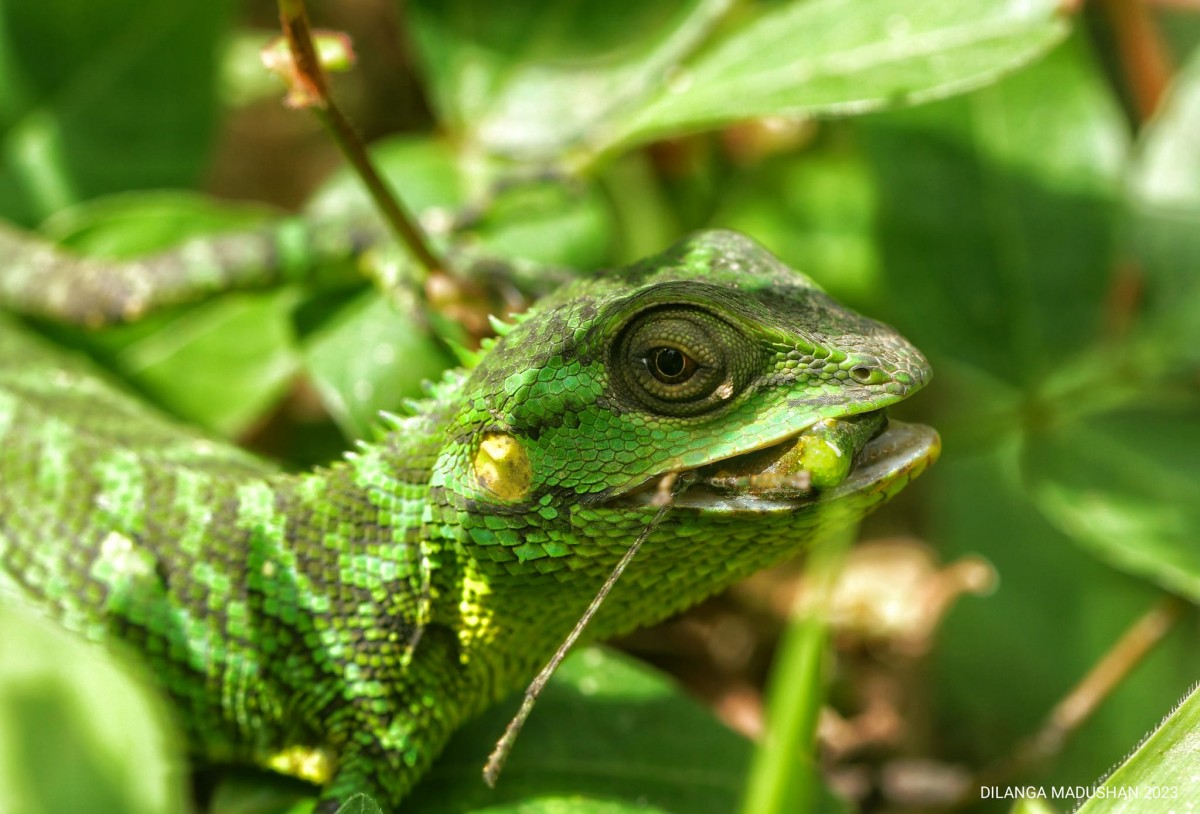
<box><xmin>0</xmin><ymin>0</ymin><xmax>1196</xmax><ymax>812</ymax></box>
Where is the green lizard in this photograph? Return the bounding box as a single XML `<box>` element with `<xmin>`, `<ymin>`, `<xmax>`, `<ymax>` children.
<box><xmin>0</xmin><ymin>228</ymin><xmax>937</xmax><ymax>810</ymax></box>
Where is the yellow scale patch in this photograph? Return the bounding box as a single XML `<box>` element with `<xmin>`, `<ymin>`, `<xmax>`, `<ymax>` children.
<box><xmin>472</xmin><ymin>432</ymin><xmax>532</xmax><ymax>502</ymax></box>
<box><xmin>456</xmin><ymin>563</ymin><xmax>496</xmax><ymax>658</ymax></box>
<box><xmin>266</xmin><ymin>745</ymin><xmax>333</xmax><ymax>786</ymax></box>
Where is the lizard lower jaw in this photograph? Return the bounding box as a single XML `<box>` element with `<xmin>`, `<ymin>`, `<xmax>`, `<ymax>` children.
<box><xmin>621</xmin><ymin>419</ymin><xmax>940</xmax><ymax>513</ymax></box>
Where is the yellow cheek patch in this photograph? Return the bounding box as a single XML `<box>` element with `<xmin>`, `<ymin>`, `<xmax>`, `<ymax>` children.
<box><xmin>266</xmin><ymin>745</ymin><xmax>333</xmax><ymax>785</ymax></box>
<box><xmin>473</xmin><ymin>431</ymin><xmax>533</xmax><ymax>501</ymax></box>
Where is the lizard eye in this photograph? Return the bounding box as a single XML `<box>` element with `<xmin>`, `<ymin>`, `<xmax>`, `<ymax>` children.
<box><xmin>614</xmin><ymin>306</ymin><xmax>759</xmax><ymax>416</ymax></box>
<box><xmin>649</xmin><ymin>347</ymin><xmax>697</xmax><ymax>383</ymax></box>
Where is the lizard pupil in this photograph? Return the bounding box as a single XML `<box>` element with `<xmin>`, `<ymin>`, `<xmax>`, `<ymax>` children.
<box><xmin>651</xmin><ymin>347</ymin><xmax>694</xmax><ymax>382</ymax></box>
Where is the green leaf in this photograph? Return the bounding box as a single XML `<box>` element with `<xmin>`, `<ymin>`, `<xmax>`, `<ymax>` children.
<box><xmin>301</xmin><ymin>289</ymin><xmax>451</xmax><ymax>441</ymax></box>
<box><xmin>408</xmin><ymin>0</ymin><xmax>732</xmax><ymax>161</ymax></box>
<box><xmin>471</xmin><ymin>178</ymin><xmax>614</xmax><ymax>272</ymax></box>
<box><xmin>111</xmin><ymin>289</ymin><xmax>301</xmax><ymax>438</ymax></box>
<box><xmin>409</xmin><ymin>0</ymin><xmax>1066</xmax><ymax>163</ymax></box>
<box><xmin>0</xmin><ymin>0</ymin><xmax>233</xmax><ymax>225</ymax></box>
<box><xmin>0</xmin><ymin>601</ymin><xmax>185</xmax><ymax>814</ymax></box>
<box><xmin>42</xmin><ymin>191</ymin><xmax>279</xmax><ymax>257</ymax></box>
<box><xmin>1023</xmin><ymin>402</ymin><xmax>1200</xmax><ymax>603</ymax></box>
<box><xmin>863</xmin><ymin>36</ymin><xmax>1128</xmax><ymax>388</ymax></box>
<box><xmin>614</xmin><ymin>0</ymin><xmax>1069</xmax><ymax>150</ymax></box>
<box><xmin>1075</xmin><ymin>683</ymin><xmax>1200</xmax><ymax>813</ymax></box>
<box><xmin>406</xmin><ymin>647</ymin><xmax>758</xmax><ymax>813</ymax></box>
<box><xmin>1127</xmin><ymin>48</ymin><xmax>1200</xmax><ymax>367</ymax></box>
<box><xmin>333</xmin><ymin>794</ymin><xmax>384</xmax><ymax>814</ymax></box>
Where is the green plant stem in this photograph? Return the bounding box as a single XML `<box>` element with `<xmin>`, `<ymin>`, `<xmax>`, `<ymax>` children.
<box><xmin>739</xmin><ymin>524</ymin><xmax>854</xmax><ymax>814</ymax></box>
<box><xmin>276</xmin><ymin>0</ymin><xmax>443</xmax><ymax>277</ymax></box>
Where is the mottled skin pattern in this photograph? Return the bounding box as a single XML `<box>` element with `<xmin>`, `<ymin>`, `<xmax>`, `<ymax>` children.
<box><xmin>0</xmin><ymin>230</ymin><xmax>935</xmax><ymax>809</ymax></box>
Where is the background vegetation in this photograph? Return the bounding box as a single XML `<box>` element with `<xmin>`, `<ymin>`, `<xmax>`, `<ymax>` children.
<box><xmin>0</xmin><ymin>1</ymin><xmax>1197</xmax><ymax>812</ymax></box>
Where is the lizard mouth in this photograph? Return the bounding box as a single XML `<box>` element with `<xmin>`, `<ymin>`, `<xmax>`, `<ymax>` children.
<box><xmin>621</xmin><ymin>413</ymin><xmax>940</xmax><ymax>512</ymax></box>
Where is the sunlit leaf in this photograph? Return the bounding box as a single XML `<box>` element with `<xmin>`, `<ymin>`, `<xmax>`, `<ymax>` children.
<box><xmin>1075</xmin><ymin>683</ymin><xmax>1200</xmax><ymax>813</ymax></box>
<box><xmin>43</xmin><ymin>191</ymin><xmax>278</xmax><ymax>256</ymax></box>
<box><xmin>409</xmin><ymin>0</ymin><xmax>1067</xmax><ymax>163</ymax></box>
<box><xmin>408</xmin><ymin>0</ymin><xmax>732</xmax><ymax>161</ymax></box>
<box><xmin>306</xmin><ymin>137</ymin><xmax>466</xmax><ymax>228</ymax></box>
<box><xmin>614</xmin><ymin>0</ymin><xmax>1069</xmax><ymax>150</ymax></box>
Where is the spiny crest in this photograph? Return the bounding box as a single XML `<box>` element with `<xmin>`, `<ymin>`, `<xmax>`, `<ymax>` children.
<box><xmin>366</xmin><ymin>304</ymin><xmax>542</xmax><ymax>432</ymax></box>
<box><xmin>377</xmin><ymin>410</ymin><xmax>409</xmax><ymax>431</ymax></box>
<box><xmin>445</xmin><ymin>312</ymin><xmax>536</xmax><ymax>369</ymax></box>
<box><xmin>486</xmin><ymin>310</ymin><xmax>534</xmax><ymax>337</ymax></box>
<box><xmin>362</xmin><ymin>366</ymin><xmax>472</xmax><ymax>444</ymax></box>
<box><xmin>443</xmin><ymin>338</ymin><xmax>483</xmax><ymax>369</ymax></box>
<box><xmin>487</xmin><ymin>314</ymin><xmax>514</xmax><ymax>337</ymax></box>
<box><xmin>415</xmin><ymin>367</ymin><xmax>465</xmax><ymax>410</ymax></box>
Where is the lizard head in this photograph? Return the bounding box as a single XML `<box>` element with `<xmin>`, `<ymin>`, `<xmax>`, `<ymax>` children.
<box><xmin>438</xmin><ymin>229</ymin><xmax>936</xmax><ymax>520</ymax></box>
<box><xmin>426</xmin><ymin>228</ymin><xmax>940</xmax><ymax>653</ymax></box>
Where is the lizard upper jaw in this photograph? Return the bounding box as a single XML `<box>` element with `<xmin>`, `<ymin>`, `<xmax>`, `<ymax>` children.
<box><xmin>618</xmin><ymin>419</ymin><xmax>941</xmax><ymax>513</ymax></box>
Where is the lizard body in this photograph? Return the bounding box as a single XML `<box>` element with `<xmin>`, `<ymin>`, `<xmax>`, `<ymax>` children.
<box><xmin>0</xmin><ymin>229</ymin><xmax>937</xmax><ymax>809</ymax></box>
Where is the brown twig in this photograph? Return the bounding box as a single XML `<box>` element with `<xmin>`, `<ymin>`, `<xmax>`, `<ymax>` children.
<box><xmin>275</xmin><ymin>0</ymin><xmax>444</xmax><ymax>277</ymax></box>
<box><xmin>1098</xmin><ymin>0</ymin><xmax>1175</xmax><ymax>122</ymax></box>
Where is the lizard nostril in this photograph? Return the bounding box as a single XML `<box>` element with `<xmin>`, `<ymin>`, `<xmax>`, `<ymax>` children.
<box><xmin>848</xmin><ymin>365</ymin><xmax>891</xmax><ymax>385</ymax></box>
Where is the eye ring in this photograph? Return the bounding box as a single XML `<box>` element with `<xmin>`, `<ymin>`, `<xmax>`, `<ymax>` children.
<box><xmin>611</xmin><ymin>305</ymin><xmax>757</xmax><ymax>417</ymax></box>
<box><xmin>649</xmin><ymin>347</ymin><xmax>697</xmax><ymax>384</ymax></box>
